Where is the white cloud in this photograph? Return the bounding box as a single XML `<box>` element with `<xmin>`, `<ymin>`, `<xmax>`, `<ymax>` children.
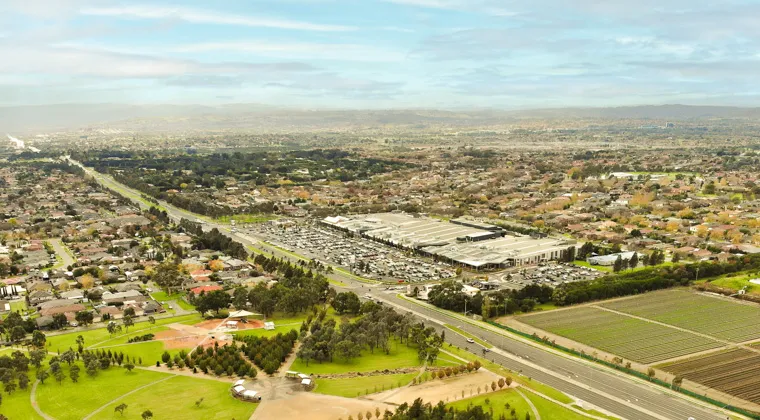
<box><xmin>174</xmin><ymin>41</ymin><xmax>405</xmax><ymax>62</ymax></box>
<box><xmin>385</xmin><ymin>0</ymin><xmax>518</xmax><ymax>16</ymax></box>
<box><xmin>80</xmin><ymin>5</ymin><xmax>356</xmax><ymax>32</ymax></box>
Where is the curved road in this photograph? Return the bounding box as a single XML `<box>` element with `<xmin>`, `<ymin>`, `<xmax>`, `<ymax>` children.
<box><xmin>71</xmin><ymin>157</ymin><xmax>738</xmax><ymax>420</ymax></box>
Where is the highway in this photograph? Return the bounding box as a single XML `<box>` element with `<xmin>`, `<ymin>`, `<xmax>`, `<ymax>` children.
<box><xmin>70</xmin><ymin>157</ymin><xmax>738</xmax><ymax>420</ymax></box>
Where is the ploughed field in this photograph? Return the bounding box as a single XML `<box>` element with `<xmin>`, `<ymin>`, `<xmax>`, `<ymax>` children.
<box><xmin>660</xmin><ymin>348</ymin><xmax>760</xmax><ymax>404</ymax></box>
<box><xmin>518</xmin><ymin>306</ymin><xmax>722</xmax><ymax>364</ymax></box>
<box><xmin>517</xmin><ymin>289</ymin><xmax>760</xmax><ymax>407</ymax></box>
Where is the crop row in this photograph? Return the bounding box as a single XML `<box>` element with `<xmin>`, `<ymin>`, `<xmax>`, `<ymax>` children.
<box><xmin>601</xmin><ymin>290</ymin><xmax>760</xmax><ymax>343</ymax></box>
<box><xmin>520</xmin><ymin>307</ymin><xmax>722</xmax><ymax>364</ymax></box>
<box><xmin>663</xmin><ymin>348</ymin><xmax>760</xmax><ymax>404</ymax></box>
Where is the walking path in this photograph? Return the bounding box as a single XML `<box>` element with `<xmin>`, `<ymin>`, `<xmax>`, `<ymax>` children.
<box><xmin>517</xmin><ymin>388</ymin><xmax>542</xmax><ymax>420</ymax></box>
<box><xmin>81</xmin><ymin>375</ymin><xmax>175</xmax><ymax>420</ymax></box>
<box><xmin>30</xmin><ymin>380</ymin><xmax>56</xmax><ymax>420</ymax></box>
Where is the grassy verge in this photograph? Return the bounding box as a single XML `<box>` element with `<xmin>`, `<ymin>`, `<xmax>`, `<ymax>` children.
<box><xmin>441</xmin><ymin>344</ymin><xmax>573</xmax><ymax>404</ymax></box>
<box><xmin>315</xmin><ymin>373</ymin><xmax>417</xmax><ymax>397</ymax></box>
<box><xmin>571</xmin><ymin>404</ymin><xmax>620</xmax><ymax>420</ymax></box>
<box><xmin>445</xmin><ymin>324</ymin><xmax>493</xmax><ymax>348</ymax></box>
<box><xmin>524</xmin><ymin>389</ymin><xmax>599</xmax><ymax>419</ymax></box>
<box><xmin>150</xmin><ymin>291</ymin><xmax>195</xmax><ymax>310</ymax></box>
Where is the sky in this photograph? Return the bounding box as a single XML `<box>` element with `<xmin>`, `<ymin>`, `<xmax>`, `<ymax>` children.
<box><xmin>1</xmin><ymin>0</ymin><xmax>760</xmax><ymax>109</ymax></box>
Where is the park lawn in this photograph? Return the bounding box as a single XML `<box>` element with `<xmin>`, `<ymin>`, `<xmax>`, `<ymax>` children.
<box><xmin>90</xmin><ymin>375</ymin><xmax>257</xmax><ymax>420</ymax></box>
<box><xmin>441</xmin><ymin>345</ymin><xmax>573</xmax><ymax>404</ymax></box>
<box><xmin>0</xmin><ymin>388</ymin><xmax>42</xmax><ymax>420</ymax></box>
<box><xmin>290</xmin><ymin>338</ymin><xmax>421</xmax><ymax>374</ymax></box>
<box><xmin>315</xmin><ymin>373</ymin><xmax>417</xmax><ymax>397</ymax></box>
<box><xmin>445</xmin><ymin>324</ymin><xmax>493</xmax><ymax>348</ymax></box>
<box><xmin>45</xmin><ymin>313</ymin><xmax>201</xmax><ymax>352</ymax></box>
<box><xmin>447</xmin><ymin>388</ymin><xmax>532</xmax><ymax>419</ymax></box>
<box><xmin>524</xmin><ymin>390</ymin><xmax>597</xmax><ymax>420</ymax></box>
<box><xmin>10</xmin><ymin>299</ymin><xmax>28</xmax><ymax>313</ymax></box>
<box><xmin>89</xmin><ymin>326</ymin><xmax>170</xmax><ymax>347</ymax></box>
<box><xmin>36</xmin><ymin>364</ymin><xmax>170</xmax><ymax>420</ymax></box>
<box><xmin>150</xmin><ymin>291</ymin><xmax>195</xmax><ymax>310</ymax></box>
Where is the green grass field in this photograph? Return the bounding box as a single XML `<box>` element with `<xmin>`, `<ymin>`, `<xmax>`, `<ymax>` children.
<box><xmin>600</xmin><ymin>289</ymin><xmax>760</xmax><ymax>343</ymax></box>
<box><xmin>524</xmin><ymin>390</ymin><xmax>602</xmax><ymax>419</ymax></box>
<box><xmin>89</xmin><ymin>375</ymin><xmax>257</xmax><ymax>420</ymax></box>
<box><xmin>36</xmin><ymin>364</ymin><xmax>170</xmax><ymax>420</ymax></box>
<box><xmin>314</xmin><ymin>372</ymin><xmax>417</xmax><ymax>397</ymax></box>
<box><xmin>94</xmin><ymin>341</ymin><xmax>191</xmax><ymax>366</ymax></box>
<box><xmin>0</xmin><ymin>387</ymin><xmax>42</xmax><ymax>420</ymax></box>
<box><xmin>150</xmin><ymin>291</ymin><xmax>195</xmax><ymax>310</ymax></box>
<box><xmin>706</xmin><ymin>272</ymin><xmax>760</xmax><ymax>294</ymax></box>
<box><xmin>290</xmin><ymin>338</ymin><xmax>423</xmax><ymax>374</ymax></box>
<box><xmin>447</xmin><ymin>388</ymin><xmax>533</xmax><ymax>418</ymax></box>
<box><xmin>233</xmin><ymin>325</ymin><xmax>299</xmax><ymax>339</ymax></box>
<box><xmin>518</xmin><ymin>305</ymin><xmax>722</xmax><ymax>364</ymax></box>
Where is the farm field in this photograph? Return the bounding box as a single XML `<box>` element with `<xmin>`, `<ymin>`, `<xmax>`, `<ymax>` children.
<box><xmin>660</xmin><ymin>348</ymin><xmax>760</xmax><ymax>404</ymax></box>
<box><xmin>518</xmin><ymin>306</ymin><xmax>723</xmax><ymax>364</ymax></box>
<box><xmin>600</xmin><ymin>289</ymin><xmax>760</xmax><ymax>343</ymax></box>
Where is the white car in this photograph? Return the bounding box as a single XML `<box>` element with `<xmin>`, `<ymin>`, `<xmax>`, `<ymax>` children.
<box><xmin>466</xmin><ymin>338</ymin><xmax>475</xmax><ymax>343</ymax></box>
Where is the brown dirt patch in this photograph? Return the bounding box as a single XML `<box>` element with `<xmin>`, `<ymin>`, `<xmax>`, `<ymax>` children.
<box><xmin>367</xmin><ymin>369</ymin><xmax>500</xmax><ymax>405</ymax></box>
<box><xmin>153</xmin><ymin>330</ymin><xmax>186</xmax><ymax>340</ymax></box>
<box><xmin>235</xmin><ymin>319</ymin><xmax>265</xmax><ymax>330</ymax></box>
<box><xmin>194</xmin><ymin>319</ymin><xmax>227</xmax><ymax>330</ymax></box>
<box><xmin>163</xmin><ymin>336</ymin><xmax>203</xmax><ymax>349</ymax></box>
<box><xmin>252</xmin><ymin>393</ymin><xmax>392</xmax><ymax>420</ymax></box>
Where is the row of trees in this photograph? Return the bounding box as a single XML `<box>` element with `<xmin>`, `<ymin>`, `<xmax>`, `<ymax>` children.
<box><xmin>238</xmin><ymin>330</ymin><xmax>299</xmax><ymax>375</ymax></box>
<box><xmin>552</xmin><ymin>253</ymin><xmax>760</xmax><ymax>305</ymax></box>
<box><xmin>179</xmin><ymin>220</ymin><xmax>248</xmax><ymax>260</ymax></box>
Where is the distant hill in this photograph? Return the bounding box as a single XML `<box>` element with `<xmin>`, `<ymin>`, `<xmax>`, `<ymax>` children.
<box><xmin>2</xmin><ymin>103</ymin><xmax>760</xmax><ymax>133</ymax></box>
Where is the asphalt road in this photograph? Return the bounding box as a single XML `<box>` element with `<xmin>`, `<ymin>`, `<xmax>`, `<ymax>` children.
<box><xmin>72</xmin><ymin>157</ymin><xmax>735</xmax><ymax>420</ymax></box>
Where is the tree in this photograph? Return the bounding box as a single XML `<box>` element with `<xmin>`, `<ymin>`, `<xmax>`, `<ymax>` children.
<box><xmin>647</xmin><ymin>367</ymin><xmax>656</xmax><ymax>380</ymax></box>
<box><xmin>75</xmin><ymin>311</ymin><xmax>94</xmax><ymax>326</ymax></box>
<box><xmin>51</xmin><ymin>313</ymin><xmax>68</xmax><ymax>330</ymax></box>
<box><xmin>672</xmin><ymin>253</ymin><xmax>681</xmax><ymax>263</ymax></box>
<box><xmin>107</xmin><ymin>322</ymin><xmax>121</xmax><ymax>337</ymax></box>
<box><xmin>10</xmin><ymin>326</ymin><xmax>26</xmax><ymax>343</ymax></box>
<box><xmin>195</xmin><ymin>290</ymin><xmax>231</xmax><ymax>316</ymax></box>
<box><xmin>123</xmin><ymin>315</ymin><xmax>134</xmax><ymax>333</ymax></box>
<box><xmin>36</xmin><ymin>368</ymin><xmax>49</xmax><ymax>384</ymax></box>
<box><xmin>70</xmin><ymin>365</ymin><xmax>80</xmax><ymax>383</ymax></box>
<box><xmin>115</xmin><ymin>403</ymin><xmax>128</xmax><ymax>416</ymax></box>
<box><xmin>613</xmin><ymin>255</ymin><xmax>623</xmax><ymax>273</ymax></box>
<box><xmin>629</xmin><ymin>252</ymin><xmax>639</xmax><ymax>269</ymax></box>
<box><xmin>505</xmin><ymin>377</ymin><xmax>512</xmax><ymax>387</ymax></box>
<box><xmin>153</xmin><ymin>260</ymin><xmax>183</xmax><ymax>294</ymax></box>
<box><xmin>335</xmin><ymin>340</ymin><xmax>360</xmax><ymax>361</ymax></box>
<box><xmin>54</xmin><ymin>369</ymin><xmax>65</xmax><ymax>384</ymax></box>
<box><xmin>672</xmin><ymin>375</ymin><xmax>683</xmax><ymax>390</ymax></box>
<box><xmin>30</xmin><ymin>349</ymin><xmax>46</xmax><ymax>368</ymax></box>
<box><xmin>498</xmin><ymin>378</ymin><xmax>505</xmax><ymax>389</ymax></box>
<box><xmin>125</xmin><ymin>363</ymin><xmax>135</xmax><ymax>372</ymax></box>
<box><xmin>141</xmin><ymin>410</ymin><xmax>153</xmax><ymax>420</ymax></box>
<box><xmin>80</xmin><ymin>273</ymin><xmax>95</xmax><ymax>289</ymax></box>
<box><xmin>332</xmin><ymin>292</ymin><xmax>361</xmax><ymax>315</ymax></box>
<box><xmin>233</xmin><ymin>287</ymin><xmax>248</xmax><ymax>310</ymax></box>
<box><xmin>148</xmin><ymin>316</ymin><xmax>155</xmax><ymax>325</ymax></box>
<box><xmin>124</xmin><ymin>307</ymin><xmax>136</xmax><ymax>317</ymax></box>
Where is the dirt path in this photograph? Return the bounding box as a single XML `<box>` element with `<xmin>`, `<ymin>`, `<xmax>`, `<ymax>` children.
<box><xmin>136</xmin><ymin>366</ymin><xmax>238</xmax><ymax>382</ymax></box>
<box><xmin>277</xmin><ymin>341</ymin><xmax>302</xmax><ymax>377</ymax></box>
<box><xmin>517</xmin><ymin>388</ymin><xmax>541</xmax><ymax>420</ymax></box>
<box><xmin>30</xmin><ymin>380</ymin><xmax>56</xmax><ymax>420</ymax></box>
<box><xmin>81</xmin><ymin>375</ymin><xmax>175</xmax><ymax>420</ymax></box>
